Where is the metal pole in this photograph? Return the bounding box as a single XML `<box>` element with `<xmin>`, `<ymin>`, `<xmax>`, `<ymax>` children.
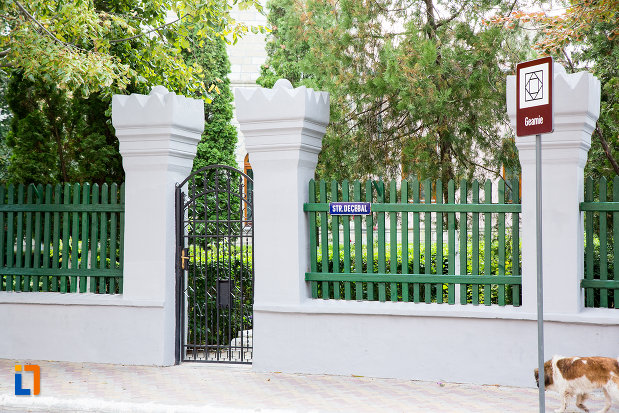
<box><xmin>536</xmin><ymin>133</ymin><xmax>545</xmax><ymax>412</ymax></box>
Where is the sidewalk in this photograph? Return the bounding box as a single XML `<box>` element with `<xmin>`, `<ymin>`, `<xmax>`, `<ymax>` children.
<box><xmin>0</xmin><ymin>359</ymin><xmax>610</xmax><ymax>412</ymax></box>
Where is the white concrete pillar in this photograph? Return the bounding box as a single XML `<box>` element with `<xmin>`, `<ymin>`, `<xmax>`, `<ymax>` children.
<box><xmin>112</xmin><ymin>86</ymin><xmax>204</xmax><ymax>363</ymax></box>
<box><xmin>234</xmin><ymin>79</ymin><xmax>330</xmax><ymax>307</ymax></box>
<box><xmin>507</xmin><ymin>64</ymin><xmax>600</xmax><ymax>314</ymax></box>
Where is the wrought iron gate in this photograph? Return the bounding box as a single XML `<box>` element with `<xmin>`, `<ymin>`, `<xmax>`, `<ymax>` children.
<box><xmin>175</xmin><ymin>165</ymin><xmax>253</xmax><ymax>364</ymax></box>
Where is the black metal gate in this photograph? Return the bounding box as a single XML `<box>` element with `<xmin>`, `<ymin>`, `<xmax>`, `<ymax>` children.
<box><xmin>175</xmin><ymin>165</ymin><xmax>253</xmax><ymax>364</ymax></box>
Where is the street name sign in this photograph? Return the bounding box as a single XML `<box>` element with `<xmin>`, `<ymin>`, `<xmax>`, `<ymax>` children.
<box><xmin>329</xmin><ymin>202</ymin><xmax>371</xmax><ymax>216</ymax></box>
<box><xmin>516</xmin><ymin>56</ymin><xmax>553</xmax><ymax>137</ymax></box>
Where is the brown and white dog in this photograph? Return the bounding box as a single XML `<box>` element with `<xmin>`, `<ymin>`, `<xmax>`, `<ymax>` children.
<box><xmin>534</xmin><ymin>355</ymin><xmax>619</xmax><ymax>413</ymax></box>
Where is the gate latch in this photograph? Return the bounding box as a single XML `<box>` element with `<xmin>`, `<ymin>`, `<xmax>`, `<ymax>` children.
<box><xmin>180</xmin><ymin>248</ymin><xmax>191</xmax><ymax>270</ymax></box>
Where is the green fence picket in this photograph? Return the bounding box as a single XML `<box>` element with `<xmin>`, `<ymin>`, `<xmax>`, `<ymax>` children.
<box><xmin>109</xmin><ymin>183</ymin><xmax>118</xmax><ymax>294</ymax></box>
<box><xmin>389</xmin><ymin>180</ymin><xmax>398</xmax><ymax>302</ymax></box>
<box><xmin>15</xmin><ymin>184</ymin><xmax>24</xmax><ymax>291</ymax></box>
<box><xmin>52</xmin><ymin>184</ymin><xmax>61</xmax><ymax>292</ymax></box>
<box><xmin>511</xmin><ymin>177</ymin><xmax>521</xmax><ymax>307</ymax></box>
<box><xmin>377</xmin><ymin>181</ymin><xmax>386</xmax><ymax>302</ymax></box>
<box><xmin>319</xmin><ymin>180</ymin><xmax>329</xmax><ymax>299</ymax></box>
<box><xmin>71</xmin><ymin>184</ymin><xmax>80</xmax><ymax>293</ymax></box>
<box><xmin>447</xmin><ymin>180</ymin><xmax>455</xmax><ymax>304</ymax></box>
<box><xmin>401</xmin><ymin>180</ymin><xmax>409</xmax><ymax>302</ymax></box>
<box><xmin>331</xmin><ymin>181</ymin><xmax>341</xmax><ymax>299</ymax></box>
<box><xmin>80</xmin><ymin>183</ymin><xmax>90</xmax><ymax>293</ymax></box>
<box><xmin>342</xmin><ymin>180</ymin><xmax>351</xmax><ymax>300</ymax></box>
<box><xmin>584</xmin><ymin>177</ymin><xmax>594</xmax><ymax>306</ymax></box>
<box><xmin>366</xmin><ymin>180</ymin><xmax>374</xmax><ymax>301</ymax></box>
<box><xmin>6</xmin><ymin>185</ymin><xmax>15</xmax><ymax>291</ymax></box>
<box><xmin>435</xmin><ymin>180</ymin><xmax>444</xmax><ymax>304</ymax></box>
<box><xmin>42</xmin><ymin>185</ymin><xmax>52</xmax><ymax>291</ymax></box>
<box><xmin>23</xmin><ymin>185</ymin><xmax>34</xmax><ymax>292</ymax></box>
<box><xmin>459</xmin><ymin>180</ymin><xmax>468</xmax><ymax>305</ymax></box>
<box><xmin>33</xmin><ymin>185</ymin><xmax>43</xmax><ymax>292</ymax></box>
<box><xmin>90</xmin><ymin>184</ymin><xmax>99</xmax><ymax>293</ymax></box>
<box><xmin>61</xmin><ymin>183</ymin><xmax>71</xmax><ymax>293</ymax></box>
<box><xmin>424</xmin><ymin>179</ymin><xmax>432</xmax><ymax>303</ymax></box>
<box><xmin>99</xmin><ymin>183</ymin><xmax>109</xmax><ymax>294</ymax></box>
<box><xmin>484</xmin><ymin>180</ymin><xmax>493</xmax><ymax>305</ymax></box>
<box><xmin>354</xmin><ymin>181</ymin><xmax>363</xmax><ymax>300</ymax></box>
<box><xmin>498</xmin><ymin>180</ymin><xmax>506</xmax><ymax>306</ymax></box>
<box><xmin>412</xmin><ymin>178</ymin><xmax>420</xmax><ymax>302</ymax></box>
<box><xmin>331</xmin><ymin>180</ymin><xmax>342</xmax><ymax>300</ymax></box>
<box><xmin>308</xmin><ymin>179</ymin><xmax>318</xmax><ymax>298</ymax></box>
<box><xmin>599</xmin><ymin>178</ymin><xmax>608</xmax><ymax>307</ymax></box>
<box><xmin>472</xmin><ymin>180</ymin><xmax>480</xmax><ymax>305</ymax></box>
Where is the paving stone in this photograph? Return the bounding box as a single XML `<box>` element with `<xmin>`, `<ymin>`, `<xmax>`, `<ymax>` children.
<box><xmin>0</xmin><ymin>359</ymin><xmax>615</xmax><ymax>412</ymax></box>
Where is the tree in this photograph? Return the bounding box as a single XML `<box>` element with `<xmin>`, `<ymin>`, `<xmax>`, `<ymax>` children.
<box><xmin>487</xmin><ymin>0</ymin><xmax>619</xmax><ymax>178</ymax></box>
<box><xmin>185</xmin><ymin>35</ymin><xmax>238</xmax><ymax>173</ymax></box>
<box><xmin>5</xmin><ymin>73</ymin><xmax>123</xmax><ymax>184</ymax></box>
<box><xmin>1</xmin><ymin>0</ymin><xmax>261</xmax><ymax>184</ymax></box>
<box><xmin>578</xmin><ymin>19</ymin><xmax>619</xmax><ymax>180</ymax></box>
<box><xmin>0</xmin><ymin>0</ymin><xmax>266</xmax><ymax>97</ymax></box>
<box><xmin>259</xmin><ymin>0</ymin><xmax>529</xmax><ymax>185</ymax></box>
<box><xmin>0</xmin><ymin>71</ymin><xmax>10</xmax><ymax>180</ymax></box>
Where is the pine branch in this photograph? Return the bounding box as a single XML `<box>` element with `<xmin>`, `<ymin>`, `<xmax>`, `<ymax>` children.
<box><xmin>435</xmin><ymin>3</ymin><xmax>466</xmax><ymax>28</ymax></box>
<box><xmin>595</xmin><ymin>124</ymin><xmax>619</xmax><ymax>176</ymax></box>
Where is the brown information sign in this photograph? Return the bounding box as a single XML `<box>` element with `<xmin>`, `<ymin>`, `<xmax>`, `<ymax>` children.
<box><xmin>516</xmin><ymin>56</ymin><xmax>553</xmax><ymax>137</ymax></box>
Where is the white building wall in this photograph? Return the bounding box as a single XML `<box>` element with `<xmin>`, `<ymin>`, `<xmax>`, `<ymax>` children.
<box><xmin>227</xmin><ymin>3</ymin><xmax>268</xmax><ymax>169</ymax></box>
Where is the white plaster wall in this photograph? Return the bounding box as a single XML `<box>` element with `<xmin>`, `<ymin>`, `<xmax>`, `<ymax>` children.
<box><xmin>253</xmin><ymin>303</ymin><xmax>619</xmax><ymax>388</ymax></box>
<box><xmin>0</xmin><ymin>294</ymin><xmax>169</xmax><ymax>365</ymax></box>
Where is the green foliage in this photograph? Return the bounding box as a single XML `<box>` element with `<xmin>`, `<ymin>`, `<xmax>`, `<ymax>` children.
<box><xmin>0</xmin><ymin>0</ymin><xmax>267</xmax><ymax>97</ymax></box>
<box><xmin>0</xmin><ymin>71</ymin><xmax>11</xmax><ymax>181</ymax></box>
<box><xmin>185</xmin><ymin>35</ymin><xmax>238</xmax><ymax>173</ymax></box>
<box><xmin>577</xmin><ymin>20</ymin><xmax>619</xmax><ymax>180</ymax></box>
<box><xmin>2</xmin><ymin>18</ymin><xmax>239</xmax><ymax>185</ymax></box>
<box><xmin>5</xmin><ymin>73</ymin><xmax>123</xmax><ymax>184</ymax></box>
<box><xmin>585</xmin><ymin>234</ymin><xmax>616</xmax><ymax>309</ymax></box>
<box><xmin>489</xmin><ymin>2</ymin><xmax>618</xmax><ymax>178</ymax></box>
<box><xmin>258</xmin><ymin>0</ymin><xmax>528</xmax><ymax>183</ymax></box>
<box><xmin>315</xmin><ymin>236</ymin><xmax>521</xmax><ymax>306</ymax></box>
<box><xmin>186</xmin><ymin>245</ymin><xmax>253</xmax><ymax>346</ymax></box>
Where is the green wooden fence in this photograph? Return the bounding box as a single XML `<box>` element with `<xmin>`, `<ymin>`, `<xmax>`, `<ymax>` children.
<box><xmin>0</xmin><ymin>183</ymin><xmax>124</xmax><ymax>294</ymax></box>
<box><xmin>581</xmin><ymin>176</ymin><xmax>619</xmax><ymax>308</ymax></box>
<box><xmin>304</xmin><ymin>178</ymin><xmax>522</xmax><ymax>306</ymax></box>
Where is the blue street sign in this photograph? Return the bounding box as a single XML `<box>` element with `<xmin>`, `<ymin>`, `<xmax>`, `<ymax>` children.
<box><xmin>329</xmin><ymin>202</ymin><xmax>371</xmax><ymax>216</ymax></box>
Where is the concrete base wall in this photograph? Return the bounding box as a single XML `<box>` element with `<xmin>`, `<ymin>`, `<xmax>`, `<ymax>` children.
<box><xmin>253</xmin><ymin>301</ymin><xmax>619</xmax><ymax>388</ymax></box>
<box><xmin>0</xmin><ymin>292</ymin><xmax>174</xmax><ymax>366</ymax></box>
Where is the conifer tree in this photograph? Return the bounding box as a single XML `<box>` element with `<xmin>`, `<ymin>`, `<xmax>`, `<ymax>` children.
<box><xmin>259</xmin><ymin>0</ymin><xmax>530</xmax><ymax>184</ymax></box>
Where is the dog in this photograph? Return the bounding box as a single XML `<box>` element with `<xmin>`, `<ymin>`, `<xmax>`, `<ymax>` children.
<box><xmin>534</xmin><ymin>355</ymin><xmax>619</xmax><ymax>413</ymax></box>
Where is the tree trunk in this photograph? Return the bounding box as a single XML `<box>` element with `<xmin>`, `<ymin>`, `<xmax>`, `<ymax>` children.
<box><xmin>595</xmin><ymin>124</ymin><xmax>619</xmax><ymax>176</ymax></box>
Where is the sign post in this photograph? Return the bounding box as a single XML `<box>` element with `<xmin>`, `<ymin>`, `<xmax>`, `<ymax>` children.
<box><xmin>516</xmin><ymin>56</ymin><xmax>553</xmax><ymax>413</ymax></box>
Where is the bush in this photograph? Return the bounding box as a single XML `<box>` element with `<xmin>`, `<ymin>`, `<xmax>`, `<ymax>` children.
<box><xmin>584</xmin><ymin>234</ymin><xmax>616</xmax><ymax>308</ymax></box>
<box><xmin>185</xmin><ymin>244</ymin><xmax>253</xmax><ymax>346</ymax></box>
<box><xmin>314</xmin><ymin>235</ymin><xmax>522</xmax><ymax>305</ymax></box>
